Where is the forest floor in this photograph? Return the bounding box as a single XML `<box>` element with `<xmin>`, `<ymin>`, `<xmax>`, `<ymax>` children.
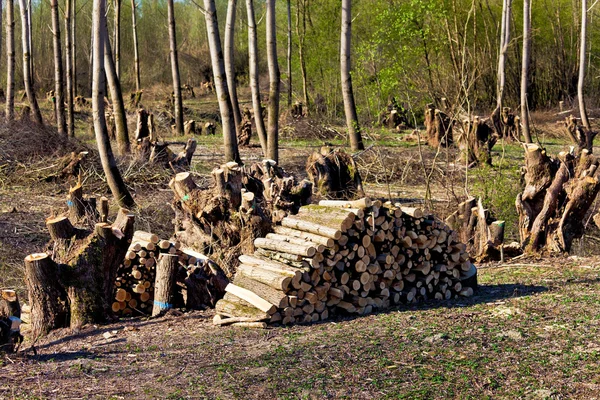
<box><xmin>2</xmin><ymin>89</ymin><xmax>600</xmax><ymax>398</ymax></box>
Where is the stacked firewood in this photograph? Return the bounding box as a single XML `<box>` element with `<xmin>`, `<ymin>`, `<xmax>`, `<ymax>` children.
<box><xmin>214</xmin><ymin>198</ymin><xmax>477</xmax><ymax>327</ymax></box>
<box><xmin>113</xmin><ymin>231</ymin><xmax>228</xmax><ymax>317</ymax></box>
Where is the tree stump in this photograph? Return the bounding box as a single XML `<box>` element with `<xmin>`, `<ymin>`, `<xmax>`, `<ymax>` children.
<box><xmin>425</xmin><ymin>103</ymin><xmax>453</xmax><ymax>147</ymax></box>
<box><xmin>306</xmin><ymin>147</ymin><xmax>363</xmax><ymax>200</ymax></box>
<box><xmin>238</xmin><ymin>109</ymin><xmax>253</xmax><ymax>146</ymax></box>
<box><xmin>134</xmin><ymin>108</ymin><xmax>150</xmax><ymax>141</ymax></box>
<box><xmin>152</xmin><ymin>254</ymin><xmax>179</xmax><ymax>316</ymax></box>
<box><xmin>563</xmin><ymin>115</ymin><xmax>597</xmax><ymax>154</ymax></box>
<box><xmin>462</xmin><ymin>116</ymin><xmax>496</xmax><ymax>166</ymax></box>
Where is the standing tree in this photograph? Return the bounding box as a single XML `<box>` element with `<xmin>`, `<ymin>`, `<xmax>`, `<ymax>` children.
<box><xmin>266</xmin><ymin>0</ymin><xmax>280</xmax><ymax>162</ymax></box>
<box><xmin>71</xmin><ymin>0</ymin><xmax>77</xmax><ymax>96</ymax></box>
<box><xmin>286</xmin><ymin>0</ymin><xmax>292</xmax><ymax>108</ymax></box>
<box><xmin>204</xmin><ymin>0</ymin><xmax>240</xmax><ymax>163</ymax></box>
<box><xmin>131</xmin><ymin>0</ymin><xmax>141</xmax><ymax>91</ymax></box>
<box><xmin>520</xmin><ymin>0</ymin><xmax>533</xmax><ymax>143</ymax></box>
<box><xmin>578</xmin><ymin>0</ymin><xmax>591</xmax><ymax>132</ymax></box>
<box><xmin>167</xmin><ymin>0</ymin><xmax>184</xmax><ymax>135</ymax></box>
<box><xmin>296</xmin><ymin>0</ymin><xmax>309</xmax><ymax>111</ymax></box>
<box><xmin>51</xmin><ymin>0</ymin><xmax>66</xmax><ymax>135</ymax></box>
<box><xmin>103</xmin><ymin>19</ymin><xmax>130</xmax><ymax>154</ymax></box>
<box><xmin>65</xmin><ymin>0</ymin><xmax>75</xmax><ymax>136</ymax></box>
<box><xmin>224</xmin><ymin>0</ymin><xmax>242</xmax><ymax>134</ymax></box>
<box><xmin>245</xmin><ymin>0</ymin><xmax>267</xmax><ymax>155</ymax></box>
<box><xmin>340</xmin><ymin>0</ymin><xmax>364</xmax><ymax>151</ymax></box>
<box><xmin>26</xmin><ymin>0</ymin><xmax>32</xmax><ymax>80</ymax></box>
<box><xmin>113</xmin><ymin>0</ymin><xmax>121</xmax><ymax>77</ymax></box>
<box><xmin>92</xmin><ymin>0</ymin><xmax>134</xmax><ymax>208</ymax></box>
<box><xmin>5</xmin><ymin>0</ymin><xmax>15</xmax><ymax>121</ymax></box>
<box><xmin>491</xmin><ymin>0</ymin><xmax>512</xmax><ymax>135</ymax></box>
<box><xmin>18</xmin><ymin>0</ymin><xmax>43</xmax><ymax>124</ymax></box>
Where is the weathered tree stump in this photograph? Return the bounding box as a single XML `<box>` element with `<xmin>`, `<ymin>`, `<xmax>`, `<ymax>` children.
<box><xmin>152</xmin><ymin>254</ymin><xmax>179</xmax><ymax>316</ymax></box>
<box><xmin>462</xmin><ymin>116</ymin><xmax>496</xmax><ymax>166</ymax></box>
<box><xmin>204</xmin><ymin>122</ymin><xmax>216</xmax><ymax>135</ymax></box>
<box><xmin>0</xmin><ymin>290</ymin><xmax>22</xmax><ymax>353</ymax></box>
<box><xmin>425</xmin><ymin>103</ymin><xmax>453</xmax><ymax>147</ymax></box>
<box><xmin>563</xmin><ymin>115</ymin><xmax>597</xmax><ymax>154</ymax></box>
<box><xmin>306</xmin><ymin>147</ymin><xmax>363</xmax><ymax>200</ymax></box>
<box><xmin>238</xmin><ymin>109</ymin><xmax>253</xmax><ymax>146</ymax></box>
<box><xmin>134</xmin><ymin>108</ymin><xmax>150</xmax><ymax>141</ymax></box>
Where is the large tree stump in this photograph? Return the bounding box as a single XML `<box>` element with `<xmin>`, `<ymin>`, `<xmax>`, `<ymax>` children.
<box><xmin>425</xmin><ymin>104</ymin><xmax>452</xmax><ymax>147</ymax></box>
<box><xmin>563</xmin><ymin>115</ymin><xmax>597</xmax><ymax>154</ymax></box>
<box><xmin>238</xmin><ymin>109</ymin><xmax>253</xmax><ymax>146</ymax></box>
<box><xmin>461</xmin><ymin>116</ymin><xmax>496</xmax><ymax>166</ymax></box>
<box><xmin>516</xmin><ymin>143</ymin><xmax>600</xmax><ymax>254</ymax></box>
<box><xmin>306</xmin><ymin>147</ymin><xmax>363</xmax><ymax>200</ymax></box>
<box><xmin>152</xmin><ymin>254</ymin><xmax>179</xmax><ymax>316</ymax></box>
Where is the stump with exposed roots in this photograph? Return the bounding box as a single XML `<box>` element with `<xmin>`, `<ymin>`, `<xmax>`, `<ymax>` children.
<box><xmin>306</xmin><ymin>147</ymin><xmax>364</xmax><ymax>200</ymax></box>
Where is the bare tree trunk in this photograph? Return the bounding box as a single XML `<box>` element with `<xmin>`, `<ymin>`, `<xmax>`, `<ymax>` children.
<box><xmin>113</xmin><ymin>0</ymin><xmax>121</xmax><ymax>78</ymax></box>
<box><xmin>167</xmin><ymin>0</ymin><xmax>184</xmax><ymax>135</ymax></box>
<box><xmin>51</xmin><ymin>0</ymin><xmax>66</xmax><ymax>135</ymax></box>
<box><xmin>65</xmin><ymin>0</ymin><xmax>75</xmax><ymax>136</ymax></box>
<box><xmin>578</xmin><ymin>0</ymin><xmax>591</xmax><ymax>131</ymax></box>
<box><xmin>266</xmin><ymin>0</ymin><xmax>280</xmax><ymax>162</ymax></box>
<box><xmin>92</xmin><ymin>0</ymin><xmax>134</xmax><ymax>208</ymax></box>
<box><xmin>287</xmin><ymin>0</ymin><xmax>292</xmax><ymax>108</ymax></box>
<box><xmin>72</xmin><ymin>0</ymin><xmax>77</xmax><ymax>96</ymax></box>
<box><xmin>224</xmin><ymin>0</ymin><xmax>242</xmax><ymax>134</ymax></box>
<box><xmin>89</xmin><ymin>28</ymin><xmax>93</xmax><ymax>97</ymax></box>
<box><xmin>5</xmin><ymin>0</ymin><xmax>15</xmax><ymax>121</ymax></box>
<box><xmin>204</xmin><ymin>0</ymin><xmax>240</xmax><ymax>163</ymax></box>
<box><xmin>131</xmin><ymin>0</ymin><xmax>141</xmax><ymax>92</ymax></box>
<box><xmin>245</xmin><ymin>0</ymin><xmax>267</xmax><ymax>155</ymax></box>
<box><xmin>340</xmin><ymin>0</ymin><xmax>364</xmax><ymax>151</ymax></box>
<box><xmin>520</xmin><ymin>0</ymin><xmax>533</xmax><ymax>143</ymax></box>
<box><xmin>496</xmin><ymin>0</ymin><xmax>511</xmax><ymax>109</ymax></box>
<box><xmin>103</xmin><ymin>19</ymin><xmax>130</xmax><ymax>154</ymax></box>
<box><xmin>296</xmin><ymin>0</ymin><xmax>309</xmax><ymax>111</ymax></box>
<box><xmin>27</xmin><ymin>0</ymin><xmax>33</xmax><ymax>81</ymax></box>
<box><xmin>18</xmin><ymin>0</ymin><xmax>42</xmax><ymax>124</ymax></box>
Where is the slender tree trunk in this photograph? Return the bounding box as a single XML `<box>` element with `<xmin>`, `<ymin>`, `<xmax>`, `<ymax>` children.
<box><xmin>104</xmin><ymin>20</ymin><xmax>130</xmax><ymax>154</ymax></box>
<box><xmin>340</xmin><ymin>0</ymin><xmax>364</xmax><ymax>151</ymax></box>
<box><xmin>18</xmin><ymin>0</ymin><xmax>42</xmax><ymax>124</ymax></box>
<box><xmin>496</xmin><ymin>0</ymin><xmax>511</xmax><ymax>109</ymax></box>
<box><xmin>204</xmin><ymin>0</ymin><xmax>240</xmax><ymax>163</ymax></box>
<box><xmin>578</xmin><ymin>0</ymin><xmax>591</xmax><ymax>131</ymax></box>
<box><xmin>266</xmin><ymin>0</ymin><xmax>280</xmax><ymax>162</ymax></box>
<box><xmin>287</xmin><ymin>0</ymin><xmax>292</xmax><ymax>108</ymax></box>
<box><xmin>520</xmin><ymin>0</ymin><xmax>533</xmax><ymax>143</ymax></box>
<box><xmin>296</xmin><ymin>0</ymin><xmax>309</xmax><ymax>110</ymax></box>
<box><xmin>167</xmin><ymin>0</ymin><xmax>184</xmax><ymax>135</ymax></box>
<box><xmin>131</xmin><ymin>0</ymin><xmax>141</xmax><ymax>91</ymax></box>
<box><xmin>5</xmin><ymin>0</ymin><xmax>15</xmax><ymax>121</ymax></box>
<box><xmin>224</xmin><ymin>0</ymin><xmax>242</xmax><ymax>134</ymax></box>
<box><xmin>27</xmin><ymin>0</ymin><xmax>33</xmax><ymax>81</ymax></box>
<box><xmin>65</xmin><ymin>0</ymin><xmax>75</xmax><ymax>136</ymax></box>
<box><xmin>72</xmin><ymin>0</ymin><xmax>77</xmax><ymax>96</ymax></box>
<box><xmin>113</xmin><ymin>0</ymin><xmax>121</xmax><ymax>78</ymax></box>
<box><xmin>51</xmin><ymin>0</ymin><xmax>66</xmax><ymax>135</ymax></box>
<box><xmin>92</xmin><ymin>0</ymin><xmax>134</xmax><ymax>208</ymax></box>
<box><xmin>89</xmin><ymin>29</ymin><xmax>93</xmax><ymax>97</ymax></box>
<box><xmin>245</xmin><ymin>0</ymin><xmax>267</xmax><ymax>155</ymax></box>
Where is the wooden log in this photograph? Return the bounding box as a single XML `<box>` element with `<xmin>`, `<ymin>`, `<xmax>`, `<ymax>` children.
<box><xmin>134</xmin><ymin>230</ymin><xmax>159</xmax><ymax>244</ymax></box>
<box><xmin>254</xmin><ymin>237</ymin><xmax>317</xmax><ymax>257</ymax></box>
<box><xmin>234</xmin><ymin>273</ymin><xmax>288</xmax><ymax>308</ymax></box>
<box><xmin>215</xmin><ymin>298</ymin><xmax>269</xmax><ymax>320</ymax></box>
<box><xmin>225</xmin><ymin>283</ymin><xmax>277</xmax><ymax>315</ymax></box>
<box><xmin>46</xmin><ymin>216</ymin><xmax>75</xmax><ymax>240</ymax></box>
<box><xmin>281</xmin><ymin>217</ymin><xmax>342</xmax><ymax>240</ymax></box>
<box><xmin>401</xmin><ymin>206</ymin><xmax>423</xmax><ymax>219</ymax></box>
<box><xmin>99</xmin><ymin>197</ymin><xmax>109</xmax><ymax>223</ymax></box>
<box><xmin>318</xmin><ymin>198</ymin><xmax>372</xmax><ymax>209</ymax></box>
<box><xmin>273</xmin><ymin>226</ymin><xmax>334</xmax><ymax>248</ymax></box>
<box><xmin>152</xmin><ymin>254</ymin><xmax>179</xmax><ymax>316</ymax></box>
<box><xmin>169</xmin><ymin>171</ymin><xmax>198</xmax><ymax>200</ymax></box>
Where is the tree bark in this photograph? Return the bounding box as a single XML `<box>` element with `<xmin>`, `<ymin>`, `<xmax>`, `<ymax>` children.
<box><xmin>287</xmin><ymin>0</ymin><xmax>292</xmax><ymax>108</ymax></box>
<box><xmin>520</xmin><ymin>0</ymin><xmax>532</xmax><ymax>143</ymax></box>
<box><xmin>224</xmin><ymin>0</ymin><xmax>242</xmax><ymax>135</ymax></box>
<box><xmin>131</xmin><ymin>0</ymin><xmax>141</xmax><ymax>91</ymax></box>
<box><xmin>152</xmin><ymin>254</ymin><xmax>179</xmax><ymax>316</ymax></box>
<box><xmin>18</xmin><ymin>0</ymin><xmax>43</xmax><ymax>124</ymax></box>
<box><xmin>65</xmin><ymin>0</ymin><xmax>75</xmax><ymax>137</ymax></box>
<box><xmin>72</xmin><ymin>0</ymin><xmax>77</xmax><ymax>96</ymax></box>
<box><xmin>113</xmin><ymin>0</ymin><xmax>121</xmax><ymax>78</ymax></box>
<box><xmin>103</xmin><ymin>20</ymin><xmax>130</xmax><ymax>155</ymax></box>
<box><xmin>578</xmin><ymin>0</ymin><xmax>591</xmax><ymax>131</ymax></box>
<box><xmin>167</xmin><ymin>0</ymin><xmax>184</xmax><ymax>135</ymax></box>
<box><xmin>51</xmin><ymin>0</ymin><xmax>66</xmax><ymax>135</ymax></box>
<box><xmin>491</xmin><ymin>0</ymin><xmax>511</xmax><ymax>135</ymax></box>
<box><xmin>5</xmin><ymin>0</ymin><xmax>15</xmax><ymax>121</ymax></box>
<box><xmin>340</xmin><ymin>0</ymin><xmax>364</xmax><ymax>151</ymax></box>
<box><xmin>266</xmin><ymin>0</ymin><xmax>280</xmax><ymax>162</ymax></box>
<box><xmin>92</xmin><ymin>0</ymin><xmax>134</xmax><ymax>208</ymax></box>
<box><xmin>296</xmin><ymin>0</ymin><xmax>309</xmax><ymax>111</ymax></box>
<box><xmin>26</xmin><ymin>0</ymin><xmax>33</xmax><ymax>80</ymax></box>
<box><xmin>203</xmin><ymin>0</ymin><xmax>240</xmax><ymax>163</ymax></box>
<box><xmin>245</xmin><ymin>0</ymin><xmax>267</xmax><ymax>155</ymax></box>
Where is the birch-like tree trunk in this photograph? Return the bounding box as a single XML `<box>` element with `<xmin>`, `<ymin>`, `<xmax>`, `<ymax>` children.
<box><xmin>287</xmin><ymin>0</ymin><xmax>292</xmax><ymax>108</ymax></box>
<box><xmin>341</xmin><ymin>0</ymin><xmax>364</xmax><ymax>151</ymax></box>
<box><xmin>72</xmin><ymin>0</ymin><xmax>77</xmax><ymax>96</ymax></box>
<box><xmin>224</xmin><ymin>0</ymin><xmax>242</xmax><ymax>134</ymax></box>
<box><xmin>92</xmin><ymin>0</ymin><xmax>134</xmax><ymax>208</ymax></box>
<box><xmin>103</xmin><ymin>19</ymin><xmax>130</xmax><ymax>154</ymax></box>
<box><xmin>65</xmin><ymin>0</ymin><xmax>74</xmax><ymax>136</ymax></box>
<box><xmin>5</xmin><ymin>0</ymin><xmax>15</xmax><ymax>121</ymax></box>
<box><xmin>27</xmin><ymin>0</ymin><xmax>33</xmax><ymax>80</ymax></box>
<box><xmin>578</xmin><ymin>0</ymin><xmax>591</xmax><ymax>131</ymax></box>
<box><xmin>167</xmin><ymin>0</ymin><xmax>184</xmax><ymax>135</ymax></box>
<box><xmin>18</xmin><ymin>0</ymin><xmax>43</xmax><ymax>124</ymax></box>
<box><xmin>131</xmin><ymin>0</ymin><xmax>141</xmax><ymax>91</ymax></box>
<box><xmin>496</xmin><ymin>0</ymin><xmax>511</xmax><ymax>110</ymax></box>
<box><xmin>266</xmin><ymin>0</ymin><xmax>280</xmax><ymax>162</ymax></box>
<box><xmin>51</xmin><ymin>0</ymin><xmax>66</xmax><ymax>135</ymax></box>
<box><xmin>245</xmin><ymin>0</ymin><xmax>267</xmax><ymax>155</ymax></box>
<box><xmin>113</xmin><ymin>0</ymin><xmax>121</xmax><ymax>77</ymax></box>
<box><xmin>204</xmin><ymin>0</ymin><xmax>240</xmax><ymax>163</ymax></box>
<box><xmin>520</xmin><ymin>0</ymin><xmax>533</xmax><ymax>143</ymax></box>
<box><xmin>296</xmin><ymin>0</ymin><xmax>309</xmax><ymax>111</ymax></box>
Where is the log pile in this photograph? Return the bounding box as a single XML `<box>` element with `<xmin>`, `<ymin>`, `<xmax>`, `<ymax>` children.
<box><xmin>113</xmin><ymin>231</ymin><xmax>228</xmax><ymax>316</ymax></box>
<box><xmin>214</xmin><ymin>198</ymin><xmax>477</xmax><ymax>327</ymax></box>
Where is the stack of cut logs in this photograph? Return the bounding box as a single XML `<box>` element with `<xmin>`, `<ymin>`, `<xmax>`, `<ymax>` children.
<box><xmin>113</xmin><ymin>231</ymin><xmax>228</xmax><ymax>316</ymax></box>
<box><xmin>214</xmin><ymin>198</ymin><xmax>477</xmax><ymax>327</ymax></box>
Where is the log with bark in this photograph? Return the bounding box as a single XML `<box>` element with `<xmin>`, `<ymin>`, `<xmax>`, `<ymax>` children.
<box><xmin>214</xmin><ymin>198</ymin><xmax>478</xmax><ymax>326</ymax></box>
<box><xmin>516</xmin><ymin>143</ymin><xmax>600</xmax><ymax>253</ymax></box>
<box><xmin>306</xmin><ymin>147</ymin><xmax>363</xmax><ymax>199</ymax></box>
